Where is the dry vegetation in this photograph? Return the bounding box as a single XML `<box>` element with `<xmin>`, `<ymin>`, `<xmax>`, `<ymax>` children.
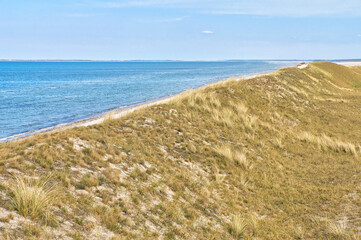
<box><xmin>1</xmin><ymin>62</ymin><xmax>361</xmax><ymax>239</ymax></box>
<box><xmin>8</xmin><ymin>175</ymin><xmax>60</xmax><ymax>221</ymax></box>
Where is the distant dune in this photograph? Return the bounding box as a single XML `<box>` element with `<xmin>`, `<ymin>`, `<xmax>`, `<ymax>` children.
<box><xmin>336</xmin><ymin>61</ymin><xmax>361</xmax><ymax>66</ymax></box>
<box><xmin>1</xmin><ymin>62</ymin><xmax>361</xmax><ymax>239</ymax></box>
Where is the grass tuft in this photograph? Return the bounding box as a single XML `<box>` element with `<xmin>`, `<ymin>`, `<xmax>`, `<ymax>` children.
<box><xmin>214</xmin><ymin>145</ymin><xmax>251</xmax><ymax>169</ymax></box>
<box><xmin>230</xmin><ymin>215</ymin><xmax>247</xmax><ymax>238</ymax></box>
<box><xmin>327</xmin><ymin>221</ymin><xmax>347</xmax><ymax>237</ymax></box>
<box><xmin>1</xmin><ymin>63</ymin><xmax>361</xmax><ymax>238</ymax></box>
<box><xmin>298</xmin><ymin>132</ymin><xmax>359</xmax><ymax>155</ymax></box>
<box><xmin>8</xmin><ymin>175</ymin><xmax>60</xmax><ymax>220</ymax></box>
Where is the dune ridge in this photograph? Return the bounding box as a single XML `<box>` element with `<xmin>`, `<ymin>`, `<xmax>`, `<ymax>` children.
<box><xmin>1</xmin><ymin>62</ymin><xmax>361</xmax><ymax>239</ymax></box>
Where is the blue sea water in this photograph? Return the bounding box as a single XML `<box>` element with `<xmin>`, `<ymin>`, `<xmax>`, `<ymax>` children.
<box><xmin>0</xmin><ymin>61</ymin><xmax>298</xmax><ymax>140</ymax></box>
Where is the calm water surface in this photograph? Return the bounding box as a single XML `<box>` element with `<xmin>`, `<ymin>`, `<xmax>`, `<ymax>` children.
<box><xmin>0</xmin><ymin>61</ymin><xmax>298</xmax><ymax>139</ymax></box>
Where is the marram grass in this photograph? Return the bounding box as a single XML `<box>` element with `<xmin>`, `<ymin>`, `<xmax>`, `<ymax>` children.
<box><xmin>0</xmin><ymin>62</ymin><xmax>361</xmax><ymax>239</ymax></box>
<box><xmin>8</xmin><ymin>175</ymin><xmax>60</xmax><ymax>220</ymax></box>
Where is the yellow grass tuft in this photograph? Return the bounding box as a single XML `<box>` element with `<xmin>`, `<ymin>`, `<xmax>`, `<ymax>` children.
<box><xmin>232</xmin><ymin>102</ymin><xmax>258</xmax><ymax>131</ymax></box>
<box><xmin>214</xmin><ymin>166</ymin><xmax>226</xmax><ymax>184</ymax></box>
<box><xmin>327</xmin><ymin>221</ymin><xmax>347</xmax><ymax>237</ymax></box>
<box><xmin>273</xmin><ymin>138</ymin><xmax>284</xmax><ymax>149</ymax></box>
<box><xmin>233</xmin><ymin>102</ymin><xmax>248</xmax><ymax>115</ymax></box>
<box><xmin>214</xmin><ymin>145</ymin><xmax>233</xmax><ymax>161</ymax></box>
<box><xmin>211</xmin><ymin>107</ymin><xmax>234</xmax><ymax>127</ymax></box>
<box><xmin>241</xmin><ymin>114</ymin><xmax>258</xmax><ymax>132</ymax></box>
<box><xmin>214</xmin><ymin>145</ymin><xmax>251</xmax><ymax>169</ymax></box>
<box><xmin>234</xmin><ymin>151</ymin><xmax>251</xmax><ymax>170</ymax></box>
<box><xmin>239</xmin><ymin>174</ymin><xmax>251</xmax><ymax>188</ymax></box>
<box><xmin>298</xmin><ymin>132</ymin><xmax>359</xmax><ymax>155</ymax></box>
<box><xmin>230</xmin><ymin>215</ymin><xmax>247</xmax><ymax>238</ymax></box>
<box><xmin>8</xmin><ymin>175</ymin><xmax>60</xmax><ymax>220</ymax></box>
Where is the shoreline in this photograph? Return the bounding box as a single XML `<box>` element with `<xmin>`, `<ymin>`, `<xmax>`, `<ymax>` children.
<box><xmin>0</xmin><ymin>95</ymin><xmax>176</xmax><ymax>143</ymax></box>
<box><xmin>4</xmin><ymin>60</ymin><xmax>360</xmax><ymax>144</ymax></box>
<box><xmin>334</xmin><ymin>61</ymin><xmax>361</xmax><ymax>66</ymax></box>
<box><xmin>0</xmin><ymin>70</ymin><xmax>274</xmax><ymax>144</ymax></box>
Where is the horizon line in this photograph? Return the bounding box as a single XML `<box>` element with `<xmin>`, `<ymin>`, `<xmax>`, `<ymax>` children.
<box><xmin>1</xmin><ymin>58</ymin><xmax>361</xmax><ymax>62</ymax></box>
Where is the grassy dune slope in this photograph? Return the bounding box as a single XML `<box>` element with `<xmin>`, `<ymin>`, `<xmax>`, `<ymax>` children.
<box><xmin>307</xmin><ymin>62</ymin><xmax>361</xmax><ymax>88</ymax></box>
<box><xmin>1</xmin><ymin>62</ymin><xmax>361</xmax><ymax>239</ymax></box>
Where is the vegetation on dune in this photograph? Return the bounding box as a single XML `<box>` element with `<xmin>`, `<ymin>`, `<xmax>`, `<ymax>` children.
<box><xmin>308</xmin><ymin>62</ymin><xmax>361</xmax><ymax>88</ymax></box>
<box><xmin>8</xmin><ymin>175</ymin><xmax>60</xmax><ymax>221</ymax></box>
<box><xmin>0</xmin><ymin>62</ymin><xmax>361</xmax><ymax>239</ymax></box>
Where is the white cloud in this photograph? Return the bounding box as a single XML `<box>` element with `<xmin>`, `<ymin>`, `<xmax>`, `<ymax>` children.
<box><xmin>93</xmin><ymin>0</ymin><xmax>361</xmax><ymax>17</ymax></box>
<box><xmin>202</xmin><ymin>0</ymin><xmax>361</xmax><ymax>17</ymax></box>
<box><xmin>202</xmin><ymin>30</ymin><xmax>214</xmax><ymax>34</ymax></box>
<box><xmin>358</xmin><ymin>34</ymin><xmax>361</xmax><ymax>37</ymax></box>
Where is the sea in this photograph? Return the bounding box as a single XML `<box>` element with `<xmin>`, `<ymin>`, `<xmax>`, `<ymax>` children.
<box><xmin>0</xmin><ymin>61</ymin><xmax>299</xmax><ymax>140</ymax></box>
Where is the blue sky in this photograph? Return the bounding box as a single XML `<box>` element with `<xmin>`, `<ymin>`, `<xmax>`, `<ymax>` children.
<box><xmin>0</xmin><ymin>0</ymin><xmax>361</xmax><ymax>60</ymax></box>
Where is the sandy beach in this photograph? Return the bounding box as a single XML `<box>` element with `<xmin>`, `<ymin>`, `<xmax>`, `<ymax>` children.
<box><xmin>0</xmin><ymin>70</ymin><xmax>277</xmax><ymax>143</ymax></box>
<box><xmin>334</xmin><ymin>61</ymin><xmax>361</xmax><ymax>66</ymax></box>
<box><xmin>1</xmin><ymin>61</ymin><xmax>361</xmax><ymax>239</ymax></box>
<box><xmin>0</xmin><ymin>95</ymin><xmax>176</xmax><ymax>143</ymax></box>
<box><xmin>1</xmin><ymin>61</ymin><xmax>358</xmax><ymax>144</ymax></box>
<box><xmin>3</xmin><ymin>1</ymin><xmax>361</xmax><ymax>238</ymax></box>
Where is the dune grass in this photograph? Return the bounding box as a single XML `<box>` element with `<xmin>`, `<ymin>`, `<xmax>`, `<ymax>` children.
<box><xmin>229</xmin><ymin>215</ymin><xmax>247</xmax><ymax>238</ymax></box>
<box><xmin>0</xmin><ymin>63</ymin><xmax>361</xmax><ymax>238</ymax></box>
<box><xmin>297</xmin><ymin>131</ymin><xmax>359</xmax><ymax>155</ymax></box>
<box><xmin>214</xmin><ymin>144</ymin><xmax>251</xmax><ymax>170</ymax></box>
<box><xmin>8</xmin><ymin>175</ymin><xmax>60</xmax><ymax>221</ymax></box>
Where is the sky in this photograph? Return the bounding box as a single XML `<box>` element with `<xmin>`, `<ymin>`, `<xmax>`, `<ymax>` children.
<box><xmin>0</xmin><ymin>0</ymin><xmax>361</xmax><ymax>60</ymax></box>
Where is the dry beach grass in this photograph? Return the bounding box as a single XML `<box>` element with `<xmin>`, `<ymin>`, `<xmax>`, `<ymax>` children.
<box><xmin>1</xmin><ymin>62</ymin><xmax>361</xmax><ymax>239</ymax></box>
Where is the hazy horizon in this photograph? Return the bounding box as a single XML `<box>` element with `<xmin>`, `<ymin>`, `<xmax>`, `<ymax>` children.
<box><xmin>0</xmin><ymin>59</ymin><xmax>360</xmax><ymax>62</ymax></box>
